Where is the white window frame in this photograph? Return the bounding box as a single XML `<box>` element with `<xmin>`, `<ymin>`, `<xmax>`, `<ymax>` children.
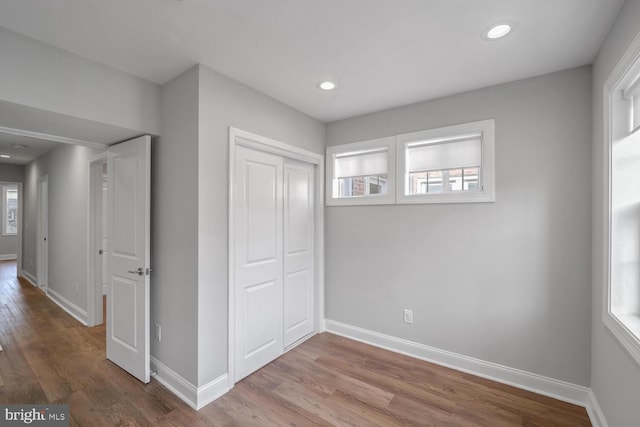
<box><xmin>396</xmin><ymin>119</ymin><xmax>495</xmax><ymax>204</ymax></box>
<box><xmin>326</xmin><ymin>136</ymin><xmax>396</xmax><ymax>206</ymax></box>
<box><xmin>602</xmin><ymin>31</ymin><xmax>640</xmax><ymax>367</ymax></box>
<box><xmin>2</xmin><ymin>185</ymin><xmax>18</xmax><ymax>236</ymax></box>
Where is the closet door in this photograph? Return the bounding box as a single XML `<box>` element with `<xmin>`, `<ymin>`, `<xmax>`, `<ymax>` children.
<box><xmin>283</xmin><ymin>159</ymin><xmax>315</xmax><ymax>347</ymax></box>
<box><xmin>234</xmin><ymin>146</ymin><xmax>284</xmax><ymax>381</ymax></box>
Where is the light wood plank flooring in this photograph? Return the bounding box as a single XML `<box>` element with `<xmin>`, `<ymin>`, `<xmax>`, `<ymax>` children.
<box><xmin>0</xmin><ymin>260</ymin><xmax>590</xmax><ymax>426</ymax></box>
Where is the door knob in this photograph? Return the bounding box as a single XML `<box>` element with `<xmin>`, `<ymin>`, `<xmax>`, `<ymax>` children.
<box><xmin>128</xmin><ymin>267</ymin><xmax>144</xmax><ymax>276</ymax></box>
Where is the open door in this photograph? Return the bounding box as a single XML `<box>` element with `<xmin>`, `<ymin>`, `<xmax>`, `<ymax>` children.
<box><xmin>106</xmin><ymin>135</ymin><xmax>151</xmax><ymax>383</ymax></box>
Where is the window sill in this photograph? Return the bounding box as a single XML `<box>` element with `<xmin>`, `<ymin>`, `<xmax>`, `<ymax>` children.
<box><xmin>396</xmin><ymin>190</ymin><xmax>495</xmax><ymax>204</ymax></box>
<box><xmin>326</xmin><ymin>195</ymin><xmax>395</xmax><ymax>206</ymax></box>
<box><xmin>603</xmin><ymin>311</ymin><xmax>640</xmax><ymax>366</ymax></box>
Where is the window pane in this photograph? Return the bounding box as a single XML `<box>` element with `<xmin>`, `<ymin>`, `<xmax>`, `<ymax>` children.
<box><xmin>427</xmin><ymin>171</ymin><xmax>443</xmax><ymax>193</ymax></box>
<box><xmin>408</xmin><ymin>172</ymin><xmax>427</xmax><ymax>194</ymax></box>
<box><xmin>448</xmin><ymin>169</ymin><xmax>463</xmax><ymax>191</ymax></box>
<box><xmin>407</xmin><ymin>168</ymin><xmax>481</xmax><ymax>195</ymax></box>
<box><xmin>4</xmin><ymin>188</ymin><xmax>18</xmax><ymax>235</ymax></box>
<box><xmin>337</xmin><ymin>175</ymin><xmax>387</xmax><ymax>197</ymax></box>
<box><xmin>464</xmin><ymin>168</ymin><xmax>480</xmax><ymax>190</ymax></box>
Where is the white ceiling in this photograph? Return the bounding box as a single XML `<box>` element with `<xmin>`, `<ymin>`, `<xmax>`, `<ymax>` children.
<box><xmin>0</xmin><ymin>133</ymin><xmax>62</xmax><ymax>165</ymax></box>
<box><xmin>0</xmin><ymin>0</ymin><xmax>624</xmax><ymax>122</ymax></box>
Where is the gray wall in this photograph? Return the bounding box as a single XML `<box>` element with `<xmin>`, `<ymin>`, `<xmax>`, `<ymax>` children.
<box><xmin>0</xmin><ymin>163</ymin><xmax>24</xmax><ymax>182</ymax></box>
<box><xmin>0</xmin><ymin>164</ymin><xmax>24</xmax><ymax>257</ymax></box>
<box><xmin>23</xmin><ymin>144</ymin><xmax>103</xmax><ymax>314</ymax></box>
<box><xmin>325</xmin><ymin>66</ymin><xmax>592</xmax><ymax>386</ymax></box>
<box><xmin>591</xmin><ymin>1</ymin><xmax>640</xmax><ymax>425</ymax></box>
<box><xmin>0</xmin><ymin>26</ymin><xmax>161</xmax><ymax>136</ymax></box>
<box><xmin>152</xmin><ymin>66</ymin><xmax>200</xmax><ymax>385</ymax></box>
<box><xmin>196</xmin><ymin>64</ymin><xmax>325</xmax><ymax>386</ymax></box>
<box><xmin>152</xmin><ymin>64</ymin><xmax>325</xmax><ymax>387</ymax></box>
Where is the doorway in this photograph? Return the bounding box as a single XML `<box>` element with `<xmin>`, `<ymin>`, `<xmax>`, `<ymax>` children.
<box><xmin>36</xmin><ymin>176</ymin><xmax>48</xmax><ymax>292</ymax></box>
<box><xmin>88</xmin><ymin>154</ymin><xmax>107</xmax><ymax>326</ymax></box>
<box><xmin>228</xmin><ymin>128</ymin><xmax>325</xmax><ymax>386</ymax></box>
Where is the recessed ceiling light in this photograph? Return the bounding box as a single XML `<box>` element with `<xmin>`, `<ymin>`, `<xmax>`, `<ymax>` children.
<box><xmin>318</xmin><ymin>81</ymin><xmax>336</xmax><ymax>91</ymax></box>
<box><xmin>0</xmin><ymin>154</ymin><xmax>11</xmax><ymax>159</ymax></box>
<box><xmin>483</xmin><ymin>22</ymin><xmax>515</xmax><ymax>40</ymax></box>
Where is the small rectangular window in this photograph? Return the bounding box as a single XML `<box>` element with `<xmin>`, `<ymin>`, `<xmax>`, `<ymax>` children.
<box><xmin>326</xmin><ymin>137</ymin><xmax>395</xmax><ymax>206</ymax></box>
<box><xmin>2</xmin><ymin>185</ymin><xmax>18</xmax><ymax>236</ymax></box>
<box><xmin>396</xmin><ymin>120</ymin><xmax>495</xmax><ymax>204</ymax></box>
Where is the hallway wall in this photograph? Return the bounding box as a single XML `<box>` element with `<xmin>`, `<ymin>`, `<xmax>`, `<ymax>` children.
<box><xmin>23</xmin><ymin>144</ymin><xmax>103</xmax><ymax>322</ymax></box>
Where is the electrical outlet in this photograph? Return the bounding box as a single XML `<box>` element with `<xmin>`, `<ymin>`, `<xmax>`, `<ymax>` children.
<box><xmin>74</xmin><ymin>283</ymin><xmax>79</xmax><ymax>294</ymax></box>
<box><xmin>403</xmin><ymin>309</ymin><xmax>413</xmax><ymax>324</ymax></box>
<box><xmin>155</xmin><ymin>324</ymin><xmax>162</xmax><ymax>342</ymax></box>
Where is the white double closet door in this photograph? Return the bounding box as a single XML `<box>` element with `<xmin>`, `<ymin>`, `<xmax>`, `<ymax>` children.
<box><xmin>234</xmin><ymin>145</ymin><xmax>315</xmax><ymax>381</ymax></box>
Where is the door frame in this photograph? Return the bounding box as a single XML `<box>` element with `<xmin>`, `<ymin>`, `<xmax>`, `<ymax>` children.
<box><xmin>36</xmin><ymin>175</ymin><xmax>48</xmax><ymax>292</ymax></box>
<box><xmin>87</xmin><ymin>152</ymin><xmax>107</xmax><ymax>327</ymax></box>
<box><xmin>228</xmin><ymin>127</ymin><xmax>325</xmax><ymax>387</ymax></box>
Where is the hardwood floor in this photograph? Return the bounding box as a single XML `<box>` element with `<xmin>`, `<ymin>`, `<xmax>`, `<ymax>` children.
<box><xmin>0</xmin><ymin>260</ymin><xmax>591</xmax><ymax>426</ymax></box>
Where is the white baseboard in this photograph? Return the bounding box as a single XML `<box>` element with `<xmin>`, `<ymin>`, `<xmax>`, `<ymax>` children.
<box><xmin>197</xmin><ymin>374</ymin><xmax>230</xmax><ymax>409</ymax></box>
<box><xmin>21</xmin><ymin>270</ymin><xmax>37</xmax><ymax>287</ymax></box>
<box><xmin>46</xmin><ymin>287</ymin><xmax>88</xmax><ymax>326</ymax></box>
<box><xmin>586</xmin><ymin>390</ymin><xmax>609</xmax><ymax>427</ymax></box>
<box><xmin>151</xmin><ymin>356</ymin><xmax>229</xmax><ymax>410</ymax></box>
<box><xmin>324</xmin><ymin>319</ymin><xmax>590</xmax><ymax>407</ymax></box>
<box><xmin>0</xmin><ymin>254</ymin><xmax>17</xmax><ymax>261</ymax></box>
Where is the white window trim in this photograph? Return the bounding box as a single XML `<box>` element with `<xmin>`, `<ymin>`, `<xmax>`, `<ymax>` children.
<box><xmin>602</xmin><ymin>31</ymin><xmax>640</xmax><ymax>367</ymax></box>
<box><xmin>326</xmin><ymin>136</ymin><xmax>396</xmax><ymax>206</ymax></box>
<box><xmin>2</xmin><ymin>185</ymin><xmax>18</xmax><ymax>236</ymax></box>
<box><xmin>396</xmin><ymin>119</ymin><xmax>496</xmax><ymax>204</ymax></box>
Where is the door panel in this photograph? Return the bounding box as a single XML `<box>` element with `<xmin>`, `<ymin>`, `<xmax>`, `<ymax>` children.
<box><xmin>106</xmin><ymin>135</ymin><xmax>151</xmax><ymax>384</ymax></box>
<box><xmin>111</xmin><ymin>275</ymin><xmax>138</xmax><ymax>349</ymax></box>
<box><xmin>235</xmin><ymin>146</ymin><xmax>284</xmax><ymax>381</ymax></box>
<box><xmin>244</xmin><ymin>280</ymin><xmax>278</xmax><ymax>356</ymax></box>
<box><xmin>112</xmin><ymin>153</ymin><xmax>138</xmax><ymax>257</ymax></box>
<box><xmin>283</xmin><ymin>159</ymin><xmax>314</xmax><ymax>347</ymax></box>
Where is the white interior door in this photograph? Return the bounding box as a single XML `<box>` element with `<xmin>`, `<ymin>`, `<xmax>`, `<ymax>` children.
<box><xmin>234</xmin><ymin>146</ymin><xmax>284</xmax><ymax>381</ymax></box>
<box><xmin>106</xmin><ymin>135</ymin><xmax>151</xmax><ymax>383</ymax></box>
<box><xmin>283</xmin><ymin>159</ymin><xmax>315</xmax><ymax>347</ymax></box>
<box><xmin>36</xmin><ymin>177</ymin><xmax>48</xmax><ymax>291</ymax></box>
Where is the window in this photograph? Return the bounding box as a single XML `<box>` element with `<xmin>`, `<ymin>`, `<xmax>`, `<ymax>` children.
<box><xmin>326</xmin><ymin>137</ymin><xmax>395</xmax><ymax>205</ymax></box>
<box><xmin>2</xmin><ymin>185</ymin><xmax>18</xmax><ymax>236</ymax></box>
<box><xmin>396</xmin><ymin>120</ymin><xmax>495</xmax><ymax>204</ymax></box>
<box><xmin>604</xmin><ymin>38</ymin><xmax>640</xmax><ymax>366</ymax></box>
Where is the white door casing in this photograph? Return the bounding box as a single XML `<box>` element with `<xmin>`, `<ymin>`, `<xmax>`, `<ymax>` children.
<box><xmin>234</xmin><ymin>146</ymin><xmax>284</xmax><ymax>381</ymax></box>
<box><xmin>106</xmin><ymin>135</ymin><xmax>151</xmax><ymax>384</ymax></box>
<box><xmin>283</xmin><ymin>159</ymin><xmax>315</xmax><ymax>347</ymax></box>
<box><xmin>101</xmin><ymin>176</ymin><xmax>108</xmax><ymax>296</ymax></box>
<box><xmin>36</xmin><ymin>176</ymin><xmax>48</xmax><ymax>291</ymax></box>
